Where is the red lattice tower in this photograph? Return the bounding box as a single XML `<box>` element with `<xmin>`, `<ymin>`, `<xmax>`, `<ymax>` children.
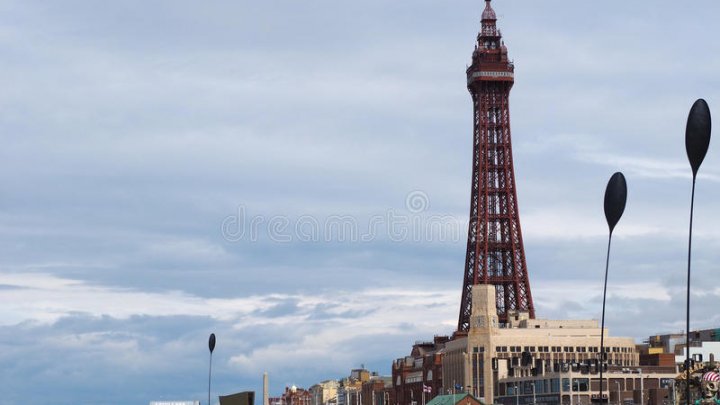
<box><xmin>458</xmin><ymin>0</ymin><xmax>535</xmax><ymax>332</ymax></box>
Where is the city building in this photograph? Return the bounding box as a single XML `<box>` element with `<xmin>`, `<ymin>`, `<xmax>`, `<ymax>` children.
<box><xmin>646</xmin><ymin>329</ymin><xmax>720</xmax><ymax>355</ymax></box>
<box><xmin>392</xmin><ymin>336</ymin><xmax>449</xmax><ymax>405</ymax></box>
<box><xmin>281</xmin><ymin>386</ymin><xmax>313</xmax><ymax>405</ymax></box>
<box><xmin>494</xmin><ymin>366</ymin><xmax>678</xmax><ymax>405</ymax></box>
<box><xmin>219</xmin><ymin>392</ymin><xmax>256</xmax><ymax>405</ymax></box>
<box><xmin>362</xmin><ymin>375</ymin><xmax>393</xmax><ymax>405</ymax></box>
<box><xmin>442</xmin><ymin>285</ymin><xmax>640</xmax><ymax>404</ymax></box>
<box><xmin>310</xmin><ymin>380</ymin><xmax>340</xmax><ymax>405</ymax></box>
<box><xmin>338</xmin><ymin>369</ymin><xmax>372</xmax><ymax>405</ymax></box>
<box><xmin>675</xmin><ymin>341</ymin><xmax>720</xmax><ymax>365</ymax></box>
<box><xmin>643</xmin><ymin>329</ymin><xmax>720</xmax><ymax>365</ymax></box>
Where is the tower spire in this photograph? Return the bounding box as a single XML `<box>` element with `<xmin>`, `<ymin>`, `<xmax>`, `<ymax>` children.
<box><xmin>458</xmin><ymin>0</ymin><xmax>534</xmax><ymax>332</ymax></box>
<box><xmin>482</xmin><ymin>0</ymin><xmax>496</xmax><ymax>22</ymax></box>
<box><xmin>479</xmin><ymin>0</ymin><xmax>499</xmax><ymax>43</ymax></box>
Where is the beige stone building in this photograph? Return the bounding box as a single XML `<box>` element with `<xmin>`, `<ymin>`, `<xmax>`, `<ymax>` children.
<box><xmin>442</xmin><ymin>285</ymin><xmax>639</xmax><ymax>404</ymax></box>
<box><xmin>310</xmin><ymin>380</ymin><xmax>339</xmax><ymax>405</ymax></box>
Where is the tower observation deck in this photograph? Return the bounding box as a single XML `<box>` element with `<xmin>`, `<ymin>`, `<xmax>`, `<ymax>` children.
<box><xmin>458</xmin><ymin>0</ymin><xmax>535</xmax><ymax>332</ymax></box>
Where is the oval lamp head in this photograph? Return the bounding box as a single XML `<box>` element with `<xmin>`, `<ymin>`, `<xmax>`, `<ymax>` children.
<box><xmin>604</xmin><ymin>172</ymin><xmax>627</xmax><ymax>234</ymax></box>
<box><xmin>686</xmin><ymin>99</ymin><xmax>712</xmax><ymax>177</ymax></box>
<box><xmin>209</xmin><ymin>333</ymin><xmax>216</xmax><ymax>354</ymax></box>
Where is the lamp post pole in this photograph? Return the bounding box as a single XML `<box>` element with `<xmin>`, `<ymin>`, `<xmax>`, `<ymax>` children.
<box><xmin>531</xmin><ymin>382</ymin><xmax>536</xmax><ymax>405</ymax></box>
<box><xmin>638</xmin><ymin>369</ymin><xmax>644</xmax><ymax>405</ymax></box>
<box><xmin>599</xmin><ymin>172</ymin><xmax>627</xmax><ymax>405</ymax></box>
<box><xmin>208</xmin><ymin>333</ymin><xmax>216</xmax><ymax>405</ymax></box>
<box><xmin>683</xmin><ymin>98</ymin><xmax>712</xmax><ymax>405</ymax></box>
<box><xmin>614</xmin><ymin>381</ymin><xmax>620</xmax><ymax>405</ymax></box>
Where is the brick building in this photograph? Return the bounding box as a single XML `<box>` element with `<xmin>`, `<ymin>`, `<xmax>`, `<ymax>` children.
<box><xmin>282</xmin><ymin>386</ymin><xmax>313</xmax><ymax>405</ymax></box>
<box><xmin>393</xmin><ymin>336</ymin><xmax>449</xmax><ymax>405</ymax></box>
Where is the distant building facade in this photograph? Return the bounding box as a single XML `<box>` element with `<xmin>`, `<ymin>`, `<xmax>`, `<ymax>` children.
<box><xmin>362</xmin><ymin>375</ymin><xmax>393</xmax><ymax>405</ymax></box>
<box><xmin>310</xmin><ymin>380</ymin><xmax>340</xmax><ymax>405</ymax></box>
<box><xmin>392</xmin><ymin>336</ymin><xmax>448</xmax><ymax>405</ymax></box>
<box><xmin>219</xmin><ymin>392</ymin><xmax>256</xmax><ymax>405</ymax></box>
<box><xmin>642</xmin><ymin>329</ymin><xmax>720</xmax><ymax>366</ymax></box>
<box><xmin>337</xmin><ymin>369</ymin><xmax>373</xmax><ymax>405</ymax></box>
<box><xmin>282</xmin><ymin>386</ymin><xmax>313</xmax><ymax>405</ymax></box>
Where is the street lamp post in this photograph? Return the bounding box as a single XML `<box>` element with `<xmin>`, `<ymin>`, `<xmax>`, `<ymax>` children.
<box><xmin>684</xmin><ymin>98</ymin><xmax>712</xmax><ymax>405</ymax></box>
<box><xmin>531</xmin><ymin>382</ymin><xmax>536</xmax><ymax>405</ymax></box>
<box><xmin>599</xmin><ymin>172</ymin><xmax>627</xmax><ymax>405</ymax></box>
<box><xmin>638</xmin><ymin>369</ymin><xmax>644</xmax><ymax>405</ymax></box>
<box><xmin>208</xmin><ymin>333</ymin><xmax>216</xmax><ymax>405</ymax></box>
<box><xmin>614</xmin><ymin>381</ymin><xmax>620</xmax><ymax>405</ymax></box>
<box><xmin>515</xmin><ymin>383</ymin><xmax>519</xmax><ymax>405</ymax></box>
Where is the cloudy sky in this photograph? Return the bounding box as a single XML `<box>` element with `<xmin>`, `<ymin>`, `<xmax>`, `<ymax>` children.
<box><xmin>1</xmin><ymin>0</ymin><xmax>720</xmax><ymax>404</ymax></box>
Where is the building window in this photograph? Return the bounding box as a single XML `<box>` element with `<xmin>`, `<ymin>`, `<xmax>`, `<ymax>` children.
<box><xmin>562</xmin><ymin>378</ymin><xmax>570</xmax><ymax>392</ymax></box>
<box><xmin>551</xmin><ymin>379</ymin><xmax>560</xmax><ymax>393</ymax></box>
<box><xmin>572</xmin><ymin>378</ymin><xmax>589</xmax><ymax>392</ymax></box>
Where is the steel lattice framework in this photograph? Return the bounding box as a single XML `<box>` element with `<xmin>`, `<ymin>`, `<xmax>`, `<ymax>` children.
<box><xmin>458</xmin><ymin>0</ymin><xmax>535</xmax><ymax>332</ymax></box>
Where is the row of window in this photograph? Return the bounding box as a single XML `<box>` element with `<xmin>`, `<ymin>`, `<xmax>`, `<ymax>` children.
<box><xmin>495</xmin><ymin>346</ymin><xmax>631</xmax><ymax>354</ymax></box>
<box><xmin>502</xmin><ymin>378</ymin><xmax>590</xmax><ymax>396</ymax></box>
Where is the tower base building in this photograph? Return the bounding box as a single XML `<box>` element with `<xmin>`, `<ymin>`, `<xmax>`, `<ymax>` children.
<box><xmin>443</xmin><ymin>285</ymin><xmax>639</xmax><ymax>404</ymax></box>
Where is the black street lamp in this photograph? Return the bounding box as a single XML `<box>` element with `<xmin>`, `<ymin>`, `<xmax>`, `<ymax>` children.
<box><xmin>599</xmin><ymin>171</ymin><xmax>627</xmax><ymax>404</ymax></box>
<box><xmin>684</xmin><ymin>99</ymin><xmax>711</xmax><ymax>405</ymax></box>
<box><xmin>209</xmin><ymin>333</ymin><xmax>217</xmax><ymax>405</ymax></box>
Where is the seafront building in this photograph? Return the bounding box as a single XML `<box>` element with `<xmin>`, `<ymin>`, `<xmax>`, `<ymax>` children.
<box><xmin>494</xmin><ymin>366</ymin><xmax>678</xmax><ymax>405</ymax></box>
<box><xmin>442</xmin><ymin>285</ymin><xmax>638</xmax><ymax>402</ymax></box>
